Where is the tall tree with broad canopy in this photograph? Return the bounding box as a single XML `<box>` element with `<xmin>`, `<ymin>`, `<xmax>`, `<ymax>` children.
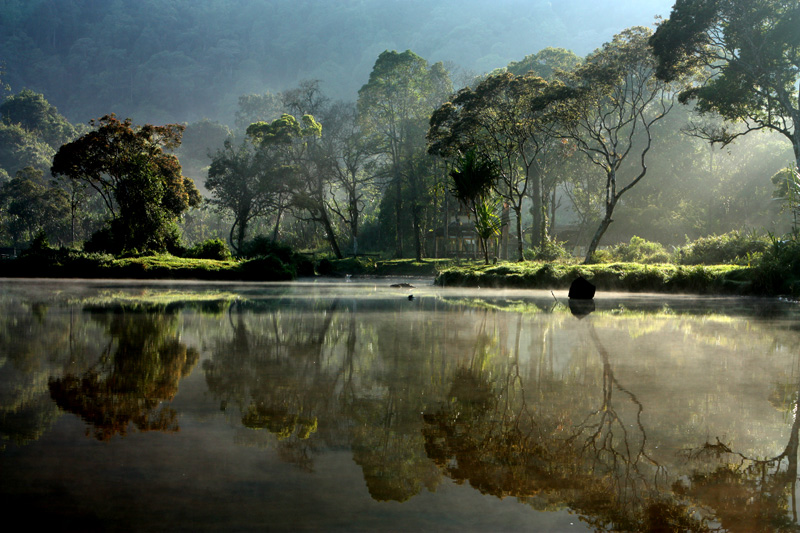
<box><xmin>650</xmin><ymin>0</ymin><xmax>800</xmax><ymax>171</ymax></box>
<box><xmin>559</xmin><ymin>27</ymin><xmax>678</xmax><ymax>263</ymax></box>
<box><xmin>428</xmin><ymin>71</ymin><xmax>565</xmax><ymax>260</ymax></box>
<box><xmin>206</xmin><ymin>137</ymin><xmax>285</xmax><ymax>255</ymax></box>
<box><xmin>358</xmin><ymin>50</ymin><xmax>452</xmax><ymax>260</ymax></box>
<box><xmin>315</xmin><ymin>101</ymin><xmax>378</xmax><ymax>256</ymax></box>
<box><xmin>50</xmin><ymin>114</ymin><xmax>201</xmax><ymax>254</ymax></box>
<box><xmin>505</xmin><ymin>47</ymin><xmax>583</xmax><ymax>79</ymax></box>
<box><xmin>246</xmin><ymin>113</ymin><xmax>338</xmax><ymax>256</ymax></box>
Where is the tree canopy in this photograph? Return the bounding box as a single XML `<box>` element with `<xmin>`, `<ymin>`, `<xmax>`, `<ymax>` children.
<box><xmin>51</xmin><ymin>114</ymin><xmax>201</xmax><ymax>253</ymax></box>
<box><xmin>650</xmin><ymin>0</ymin><xmax>800</xmax><ymax>168</ymax></box>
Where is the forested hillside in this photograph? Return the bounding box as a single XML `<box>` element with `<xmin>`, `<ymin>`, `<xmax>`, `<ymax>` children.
<box><xmin>1</xmin><ymin>0</ymin><xmax>797</xmax><ymax>269</ymax></box>
<box><xmin>1</xmin><ymin>0</ymin><xmax>672</xmax><ymax>124</ymax></box>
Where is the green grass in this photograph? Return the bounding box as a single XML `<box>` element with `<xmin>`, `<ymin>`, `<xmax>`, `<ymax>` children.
<box><xmin>435</xmin><ymin>261</ymin><xmax>754</xmax><ymax>295</ymax></box>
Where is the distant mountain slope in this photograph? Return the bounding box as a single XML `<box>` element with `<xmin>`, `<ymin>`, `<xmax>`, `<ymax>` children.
<box><xmin>0</xmin><ymin>0</ymin><xmax>674</xmax><ymax>125</ymax></box>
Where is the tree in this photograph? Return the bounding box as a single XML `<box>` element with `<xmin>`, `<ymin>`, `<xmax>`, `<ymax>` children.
<box><xmin>0</xmin><ymin>166</ymin><xmax>69</xmax><ymax>246</ymax></box>
<box><xmin>0</xmin><ymin>89</ymin><xmax>77</xmax><ymax>149</ymax></box>
<box><xmin>505</xmin><ymin>47</ymin><xmax>582</xmax><ymax>79</ymax></box>
<box><xmin>449</xmin><ymin>150</ymin><xmax>499</xmax><ymax>264</ymax></box>
<box><xmin>358</xmin><ymin>50</ymin><xmax>452</xmax><ymax>259</ymax></box>
<box><xmin>315</xmin><ymin>102</ymin><xmax>378</xmax><ymax>256</ymax></box>
<box><xmin>245</xmin><ymin>113</ymin><xmax>335</xmax><ymax>255</ymax></box>
<box><xmin>0</xmin><ymin>122</ymin><xmax>54</xmax><ymax>176</ymax></box>
<box><xmin>560</xmin><ymin>27</ymin><xmax>677</xmax><ymax>263</ymax></box>
<box><xmin>650</xmin><ymin>0</ymin><xmax>800</xmax><ymax>171</ymax></box>
<box><xmin>772</xmin><ymin>166</ymin><xmax>800</xmax><ymax>233</ymax></box>
<box><xmin>50</xmin><ymin>114</ymin><xmax>201</xmax><ymax>254</ymax></box>
<box><xmin>429</xmin><ymin>72</ymin><xmax>565</xmax><ymax>260</ymax></box>
<box><xmin>206</xmin><ymin>139</ymin><xmax>275</xmax><ymax>255</ymax></box>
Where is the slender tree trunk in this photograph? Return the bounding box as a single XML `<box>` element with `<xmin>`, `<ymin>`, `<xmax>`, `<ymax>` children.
<box><xmin>320</xmin><ymin>210</ymin><xmax>343</xmax><ymax>259</ymax></box>
<box><xmin>394</xmin><ymin>171</ymin><xmax>403</xmax><ymax>258</ymax></box>
<box><xmin>584</xmin><ymin>195</ymin><xmax>616</xmax><ymax>263</ymax></box>
<box><xmin>514</xmin><ymin>205</ymin><xmax>524</xmax><ymax>262</ymax></box>
<box><xmin>530</xmin><ymin>174</ymin><xmax>543</xmax><ymax>250</ymax></box>
<box><xmin>271</xmin><ymin>208</ymin><xmax>283</xmax><ymax>242</ymax></box>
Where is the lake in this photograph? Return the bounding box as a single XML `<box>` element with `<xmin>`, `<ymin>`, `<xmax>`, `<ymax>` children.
<box><xmin>2</xmin><ymin>278</ymin><xmax>800</xmax><ymax>532</ymax></box>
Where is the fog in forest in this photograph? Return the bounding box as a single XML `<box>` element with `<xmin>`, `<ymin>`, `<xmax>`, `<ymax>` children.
<box><xmin>1</xmin><ymin>0</ymin><xmax>796</xmax><ymax>259</ymax></box>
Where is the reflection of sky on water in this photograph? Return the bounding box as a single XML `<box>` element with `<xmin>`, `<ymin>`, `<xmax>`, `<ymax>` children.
<box><xmin>2</xmin><ymin>279</ymin><xmax>800</xmax><ymax>531</ymax></box>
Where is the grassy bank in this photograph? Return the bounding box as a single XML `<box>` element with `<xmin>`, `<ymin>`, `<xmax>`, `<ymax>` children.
<box><xmin>2</xmin><ymin>243</ymin><xmax>797</xmax><ymax>298</ymax></box>
<box><xmin>435</xmin><ymin>262</ymin><xmax>757</xmax><ymax>295</ymax></box>
<box><xmin>0</xmin><ymin>249</ymin><xmax>450</xmax><ymax>281</ymax></box>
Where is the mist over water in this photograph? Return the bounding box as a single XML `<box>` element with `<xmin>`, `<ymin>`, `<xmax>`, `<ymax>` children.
<box><xmin>2</xmin><ymin>280</ymin><xmax>800</xmax><ymax>530</ymax></box>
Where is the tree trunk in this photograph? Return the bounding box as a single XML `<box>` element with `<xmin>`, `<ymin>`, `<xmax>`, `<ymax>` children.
<box><xmin>530</xmin><ymin>174</ymin><xmax>542</xmax><ymax>250</ymax></box>
<box><xmin>320</xmin><ymin>210</ymin><xmax>343</xmax><ymax>259</ymax></box>
<box><xmin>412</xmin><ymin>203</ymin><xmax>423</xmax><ymax>261</ymax></box>
<box><xmin>583</xmin><ymin>197</ymin><xmax>616</xmax><ymax>263</ymax></box>
<box><xmin>514</xmin><ymin>205</ymin><xmax>524</xmax><ymax>261</ymax></box>
<box><xmin>271</xmin><ymin>208</ymin><xmax>283</xmax><ymax>242</ymax></box>
<box><xmin>393</xmin><ymin>172</ymin><xmax>404</xmax><ymax>258</ymax></box>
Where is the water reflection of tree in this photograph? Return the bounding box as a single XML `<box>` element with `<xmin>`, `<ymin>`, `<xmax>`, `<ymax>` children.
<box><xmin>0</xmin><ymin>299</ymin><xmax>104</xmax><ymax>448</ymax></box>
<box><xmin>203</xmin><ymin>300</ymin><xmax>344</xmax><ymax>471</ymax></box>
<box><xmin>422</xmin><ymin>317</ymin><xmax>710</xmax><ymax>532</ymax></box>
<box><xmin>348</xmin><ymin>303</ymin><xmax>444</xmax><ymax>502</ymax></box>
<box><xmin>203</xmin><ymin>298</ymin><xmax>448</xmax><ymax>499</ymax></box>
<box><xmin>48</xmin><ymin>305</ymin><xmax>198</xmax><ymax>441</ymax></box>
<box><xmin>677</xmin><ymin>372</ymin><xmax>800</xmax><ymax>532</ymax></box>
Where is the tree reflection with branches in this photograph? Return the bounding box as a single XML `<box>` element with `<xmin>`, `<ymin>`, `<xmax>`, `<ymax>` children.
<box><xmin>422</xmin><ymin>315</ymin><xmax>711</xmax><ymax>531</ymax></box>
<box><xmin>48</xmin><ymin>304</ymin><xmax>198</xmax><ymax>440</ymax></box>
<box><xmin>676</xmin><ymin>371</ymin><xmax>800</xmax><ymax>532</ymax></box>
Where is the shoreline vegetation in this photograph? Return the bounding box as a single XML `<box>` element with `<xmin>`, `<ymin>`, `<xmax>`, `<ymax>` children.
<box><xmin>2</xmin><ymin>243</ymin><xmax>799</xmax><ymax>299</ymax></box>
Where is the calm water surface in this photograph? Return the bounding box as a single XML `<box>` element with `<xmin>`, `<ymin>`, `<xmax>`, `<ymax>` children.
<box><xmin>2</xmin><ymin>278</ymin><xmax>800</xmax><ymax>532</ymax></box>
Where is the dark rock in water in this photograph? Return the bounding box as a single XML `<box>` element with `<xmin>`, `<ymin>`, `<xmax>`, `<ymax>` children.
<box><xmin>408</xmin><ymin>294</ymin><xmax>414</xmax><ymax>301</ymax></box>
<box><xmin>568</xmin><ymin>276</ymin><xmax>596</xmax><ymax>300</ymax></box>
<box><xmin>569</xmin><ymin>298</ymin><xmax>595</xmax><ymax>318</ymax></box>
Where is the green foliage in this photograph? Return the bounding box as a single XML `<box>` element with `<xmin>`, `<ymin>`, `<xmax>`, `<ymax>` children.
<box><xmin>186</xmin><ymin>238</ymin><xmax>232</xmax><ymax>261</ymax></box>
<box><xmin>237</xmin><ymin>255</ymin><xmax>295</xmax><ymax>281</ymax></box>
<box><xmin>435</xmin><ymin>261</ymin><xmax>750</xmax><ymax>294</ymax></box>
<box><xmin>505</xmin><ymin>47</ymin><xmax>582</xmax><ymax>79</ymax></box>
<box><xmin>771</xmin><ymin>167</ymin><xmax>800</xmax><ymax>231</ymax></box>
<box><xmin>525</xmin><ymin>239</ymin><xmax>572</xmax><ymax>262</ymax></box>
<box><xmin>753</xmin><ymin>235</ymin><xmax>800</xmax><ymax>296</ymax></box>
<box><xmin>675</xmin><ymin>231</ymin><xmax>769</xmax><ymax>265</ymax></box>
<box><xmin>51</xmin><ymin>114</ymin><xmax>201</xmax><ymax>255</ymax></box>
<box><xmin>0</xmin><ymin>89</ymin><xmax>77</xmax><ymax>149</ymax></box>
<box><xmin>610</xmin><ymin>236</ymin><xmax>671</xmax><ymax>264</ymax></box>
<box><xmin>241</xmin><ymin>236</ymin><xmax>293</xmax><ymax>262</ymax></box>
<box><xmin>650</xmin><ymin>0</ymin><xmax>800</xmax><ymax>169</ymax></box>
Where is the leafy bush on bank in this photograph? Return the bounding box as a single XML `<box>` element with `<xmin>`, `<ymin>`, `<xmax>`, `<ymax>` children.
<box><xmin>185</xmin><ymin>238</ymin><xmax>232</xmax><ymax>260</ymax></box>
<box><xmin>674</xmin><ymin>231</ymin><xmax>769</xmax><ymax>265</ymax></box>
<box><xmin>435</xmin><ymin>261</ymin><xmax>751</xmax><ymax>295</ymax></box>
<box><xmin>752</xmin><ymin>235</ymin><xmax>800</xmax><ymax>296</ymax></box>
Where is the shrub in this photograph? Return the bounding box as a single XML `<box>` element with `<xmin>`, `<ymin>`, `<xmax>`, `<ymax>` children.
<box><xmin>610</xmin><ymin>236</ymin><xmax>671</xmax><ymax>264</ymax></box>
<box><xmin>242</xmin><ymin>236</ymin><xmax>293</xmax><ymax>263</ymax></box>
<box><xmin>237</xmin><ymin>255</ymin><xmax>295</xmax><ymax>281</ymax></box>
<box><xmin>317</xmin><ymin>258</ymin><xmax>334</xmax><ymax>275</ymax></box>
<box><xmin>676</xmin><ymin>231</ymin><xmax>769</xmax><ymax>265</ymax></box>
<box><xmin>186</xmin><ymin>239</ymin><xmax>232</xmax><ymax>260</ymax></box>
<box><xmin>753</xmin><ymin>235</ymin><xmax>800</xmax><ymax>296</ymax></box>
<box><xmin>524</xmin><ymin>239</ymin><xmax>572</xmax><ymax>262</ymax></box>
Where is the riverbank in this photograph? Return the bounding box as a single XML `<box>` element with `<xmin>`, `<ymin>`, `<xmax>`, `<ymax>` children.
<box><xmin>2</xmin><ymin>248</ymin><xmax>796</xmax><ymax>298</ymax></box>
<box><xmin>0</xmin><ymin>250</ymin><xmax>447</xmax><ymax>281</ymax></box>
<box><xmin>434</xmin><ymin>262</ymin><xmax>759</xmax><ymax>295</ymax></box>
